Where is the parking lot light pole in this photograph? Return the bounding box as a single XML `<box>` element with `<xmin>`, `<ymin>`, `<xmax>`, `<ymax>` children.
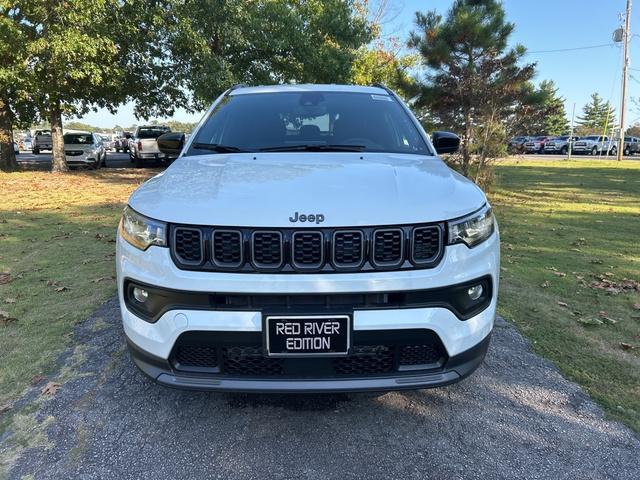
<box><xmin>617</xmin><ymin>0</ymin><xmax>631</xmax><ymax>161</ymax></box>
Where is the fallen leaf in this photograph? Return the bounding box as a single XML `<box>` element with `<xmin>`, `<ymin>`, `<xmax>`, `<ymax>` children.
<box><xmin>540</xmin><ymin>281</ymin><xmax>550</xmax><ymax>288</ymax></box>
<box><xmin>506</xmin><ymin>244</ymin><xmax>514</xmax><ymax>251</ymax></box>
<box><xmin>46</xmin><ymin>279</ymin><xmax>59</xmax><ymax>286</ymax></box>
<box><xmin>95</xmin><ymin>233</ymin><xmax>105</xmax><ymax>240</ymax></box>
<box><xmin>54</xmin><ymin>286</ymin><xmax>68</xmax><ymax>292</ymax></box>
<box><xmin>576</xmin><ymin>317</ymin><xmax>604</xmax><ymax>326</ymax></box>
<box><xmin>553</xmin><ymin>271</ymin><xmax>566</xmax><ymax>277</ymax></box>
<box><xmin>0</xmin><ymin>273</ymin><xmax>12</xmax><ymax>285</ymax></box>
<box><xmin>620</xmin><ymin>343</ymin><xmax>635</xmax><ymax>350</ymax></box>
<box><xmin>0</xmin><ymin>310</ymin><xmax>17</xmax><ymax>325</ymax></box>
<box><xmin>30</xmin><ymin>375</ymin><xmax>46</xmax><ymax>385</ymax></box>
<box><xmin>557</xmin><ymin>301</ymin><xmax>569</xmax><ymax>308</ymax></box>
<box><xmin>3</xmin><ymin>298</ymin><xmax>16</xmax><ymax>304</ymax></box>
<box><xmin>633</xmin><ymin>303</ymin><xmax>640</xmax><ymax>310</ymax></box>
<box><xmin>41</xmin><ymin>381</ymin><xmax>60</xmax><ymax>396</ymax></box>
<box><xmin>91</xmin><ymin>276</ymin><xmax>114</xmax><ymax>283</ymax></box>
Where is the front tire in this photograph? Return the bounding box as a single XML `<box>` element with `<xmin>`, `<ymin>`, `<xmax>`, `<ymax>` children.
<box><xmin>560</xmin><ymin>146</ymin><xmax>568</xmax><ymax>155</ymax></box>
<box><xmin>591</xmin><ymin>146</ymin><xmax>598</xmax><ymax>155</ymax></box>
<box><xmin>609</xmin><ymin>146</ymin><xmax>617</xmax><ymax>156</ymax></box>
<box><xmin>624</xmin><ymin>147</ymin><xmax>630</xmax><ymax>156</ymax></box>
<box><xmin>32</xmin><ymin>148</ymin><xmax>39</xmax><ymax>155</ymax></box>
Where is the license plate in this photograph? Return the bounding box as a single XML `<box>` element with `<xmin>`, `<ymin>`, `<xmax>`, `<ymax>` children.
<box><xmin>264</xmin><ymin>315</ymin><xmax>351</xmax><ymax>357</ymax></box>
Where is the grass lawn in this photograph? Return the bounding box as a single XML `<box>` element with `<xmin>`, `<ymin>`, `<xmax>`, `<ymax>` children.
<box><xmin>491</xmin><ymin>158</ymin><xmax>640</xmax><ymax>432</ymax></box>
<box><xmin>0</xmin><ymin>169</ymin><xmax>155</xmax><ymax>414</ymax></box>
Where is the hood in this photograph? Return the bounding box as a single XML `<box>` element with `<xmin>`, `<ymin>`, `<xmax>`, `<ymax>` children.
<box><xmin>64</xmin><ymin>144</ymin><xmax>94</xmax><ymax>152</ymax></box>
<box><xmin>128</xmin><ymin>152</ymin><xmax>487</xmax><ymax>227</ymax></box>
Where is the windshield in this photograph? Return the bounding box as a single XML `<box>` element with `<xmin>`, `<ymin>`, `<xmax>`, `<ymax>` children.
<box><xmin>584</xmin><ymin>136</ymin><xmax>600</xmax><ymax>141</ymax></box>
<box><xmin>137</xmin><ymin>127</ymin><xmax>170</xmax><ymax>139</ymax></box>
<box><xmin>64</xmin><ymin>134</ymin><xmax>93</xmax><ymax>145</ymax></box>
<box><xmin>189</xmin><ymin>91</ymin><xmax>431</xmax><ymax>155</ymax></box>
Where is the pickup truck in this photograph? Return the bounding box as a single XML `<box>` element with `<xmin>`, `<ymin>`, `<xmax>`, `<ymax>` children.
<box><xmin>622</xmin><ymin>136</ymin><xmax>640</xmax><ymax>156</ymax></box>
<box><xmin>128</xmin><ymin>125</ymin><xmax>172</xmax><ymax>167</ymax></box>
<box><xmin>32</xmin><ymin>130</ymin><xmax>52</xmax><ymax>154</ymax></box>
<box><xmin>114</xmin><ymin>133</ymin><xmax>132</xmax><ymax>152</ymax></box>
<box><xmin>543</xmin><ymin>136</ymin><xmax>580</xmax><ymax>155</ymax></box>
<box><xmin>523</xmin><ymin>136</ymin><xmax>553</xmax><ymax>154</ymax></box>
<box><xmin>572</xmin><ymin>136</ymin><xmax>617</xmax><ymax>156</ymax></box>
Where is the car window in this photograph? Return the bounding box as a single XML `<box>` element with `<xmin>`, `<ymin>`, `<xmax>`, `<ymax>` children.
<box><xmin>63</xmin><ymin>134</ymin><xmax>93</xmax><ymax>144</ymax></box>
<box><xmin>137</xmin><ymin>127</ymin><xmax>170</xmax><ymax>139</ymax></box>
<box><xmin>190</xmin><ymin>91</ymin><xmax>430</xmax><ymax>155</ymax></box>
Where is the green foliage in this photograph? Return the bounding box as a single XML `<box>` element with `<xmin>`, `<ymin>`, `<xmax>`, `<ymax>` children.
<box><xmin>408</xmin><ymin>0</ymin><xmax>536</xmax><ymax>176</ymax></box>
<box><xmin>350</xmin><ymin>42</ymin><xmax>418</xmax><ymax>98</ymax></box>
<box><xmin>577</xmin><ymin>92</ymin><xmax>616</xmax><ymax>134</ymax></box>
<box><xmin>510</xmin><ymin>80</ymin><xmax>569</xmax><ymax>136</ymax></box>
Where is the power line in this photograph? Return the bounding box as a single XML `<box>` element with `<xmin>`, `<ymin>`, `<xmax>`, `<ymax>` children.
<box><xmin>525</xmin><ymin>43</ymin><xmax>617</xmax><ymax>54</ymax></box>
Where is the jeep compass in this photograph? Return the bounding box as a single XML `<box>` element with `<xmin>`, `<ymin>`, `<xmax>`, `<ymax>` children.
<box><xmin>116</xmin><ymin>84</ymin><xmax>500</xmax><ymax>392</ymax></box>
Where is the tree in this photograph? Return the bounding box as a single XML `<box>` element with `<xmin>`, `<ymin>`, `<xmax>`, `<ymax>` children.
<box><xmin>576</xmin><ymin>92</ymin><xmax>616</xmax><ymax>134</ymax></box>
<box><xmin>509</xmin><ymin>80</ymin><xmax>569</xmax><ymax>136</ymax></box>
<box><xmin>408</xmin><ymin>0</ymin><xmax>536</xmax><ymax>176</ymax></box>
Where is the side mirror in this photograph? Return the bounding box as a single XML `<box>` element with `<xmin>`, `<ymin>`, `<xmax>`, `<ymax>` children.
<box><xmin>125</xmin><ymin>134</ymin><xmax>131</xmax><ymax>139</ymax></box>
<box><xmin>157</xmin><ymin>132</ymin><xmax>185</xmax><ymax>156</ymax></box>
<box><xmin>431</xmin><ymin>131</ymin><xmax>460</xmax><ymax>154</ymax></box>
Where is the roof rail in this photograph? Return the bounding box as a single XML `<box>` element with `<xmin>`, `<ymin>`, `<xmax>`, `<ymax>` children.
<box><xmin>228</xmin><ymin>84</ymin><xmax>247</xmax><ymax>91</ymax></box>
<box><xmin>372</xmin><ymin>83</ymin><xmax>393</xmax><ymax>94</ymax></box>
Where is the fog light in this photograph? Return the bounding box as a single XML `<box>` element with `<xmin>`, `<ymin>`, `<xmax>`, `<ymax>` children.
<box><xmin>133</xmin><ymin>287</ymin><xmax>148</xmax><ymax>303</ymax></box>
<box><xmin>467</xmin><ymin>284</ymin><xmax>483</xmax><ymax>301</ymax></box>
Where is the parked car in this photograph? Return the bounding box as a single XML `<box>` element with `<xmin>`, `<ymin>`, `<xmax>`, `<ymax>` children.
<box><xmin>117</xmin><ymin>84</ymin><xmax>499</xmax><ymax>393</ymax></box>
<box><xmin>572</xmin><ymin>135</ymin><xmax>617</xmax><ymax>156</ymax></box>
<box><xmin>99</xmin><ymin>135</ymin><xmax>113</xmax><ymax>151</ymax></box>
<box><xmin>128</xmin><ymin>125</ymin><xmax>173</xmax><ymax>167</ymax></box>
<box><xmin>114</xmin><ymin>132</ymin><xmax>132</xmax><ymax>152</ymax></box>
<box><xmin>32</xmin><ymin>129</ymin><xmax>52</xmax><ymax>154</ymax></box>
<box><xmin>507</xmin><ymin>136</ymin><xmax>530</xmax><ymax>154</ymax></box>
<box><xmin>63</xmin><ymin>132</ymin><xmax>106</xmax><ymax>168</ymax></box>
<box><xmin>622</xmin><ymin>136</ymin><xmax>640</xmax><ymax>156</ymax></box>
<box><xmin>543</xmin><ymin>136</ymin><xmax>580</xmax><ymax>155</ymax></box>
<box><xmin>523</xmin><ymin>136</ymin><xmax>553</xmax><ymax>154</ymax></box>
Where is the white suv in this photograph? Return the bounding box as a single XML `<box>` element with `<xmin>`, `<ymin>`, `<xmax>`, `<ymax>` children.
<box><xmin>116</xmin><ymin>84</ymin><xmax>500</xmax><ymax>392</ymax></box>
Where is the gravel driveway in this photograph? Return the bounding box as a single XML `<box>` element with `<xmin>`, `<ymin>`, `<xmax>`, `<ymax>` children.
<box><xmin>2</xmin><ymin>298</ymin><xmax>639</xmax><ymax>479</ymax></box>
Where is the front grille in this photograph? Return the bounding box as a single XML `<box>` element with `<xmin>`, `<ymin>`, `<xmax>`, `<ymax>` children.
<box><xmin>292</xmin><ymin>231</ymin><xmax>323</xmax><ymax>269</ymax></box>
<box><xmin>169</xmin><ymin>330</ymin><xmax>448</xmax><ymax>378</ymax></box>
<box><xmin>373</xmin><ymin>229</ymin><xmax>403</xmax><ymax>267</ymax></box>
<box><xmin>169</xmin><ymin>222</ymin><xmax>444</xmax><ymax>273</ymax></box>
<box><xmin>65</xmin><ymin>150</ymin><xmax>84</xmax><ymax>156</ymax></box>
<box><xmin>173</xmin><ymin>228</ymin><xmax>203</xmax><ymax>264</ymax></box>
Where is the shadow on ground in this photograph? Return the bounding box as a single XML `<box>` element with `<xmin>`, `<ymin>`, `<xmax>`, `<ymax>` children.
<box><xmin>2</xmin><ymin>299</ymin><xmax>639</xmax><ymax>480</ymax></box>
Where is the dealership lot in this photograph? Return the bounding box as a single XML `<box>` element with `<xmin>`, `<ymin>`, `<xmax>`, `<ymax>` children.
<box><xmin>5</xmin><ymin>299</ymin><xmax>638</xmax><ymax>480</ymax></box>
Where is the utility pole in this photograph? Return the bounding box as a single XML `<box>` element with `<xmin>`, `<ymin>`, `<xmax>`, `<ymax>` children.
<box><xmin>618</xmin><ymin>0</ymin><xmax>631</xmax><ymax>161</ymax></box>
<box><xmin>568</xmin><ymin>103</ymin><xmax>576</xmax><ymax>160</ymax></box>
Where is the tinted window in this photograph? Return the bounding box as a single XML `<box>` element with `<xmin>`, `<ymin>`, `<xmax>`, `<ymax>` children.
<box><xmin>64</xmin><ymin>134</ymin><xmax>93</xmax><ymax>144</ymax></box>
<box><xmin>190</xmin><ymin>91</ymin><xmax>430</xmax><ymax>155</ymax></box>
<box><xmin>137</xmin><ymin>127</ymin><xmax>170</xmax><ymax>139</ymax></box>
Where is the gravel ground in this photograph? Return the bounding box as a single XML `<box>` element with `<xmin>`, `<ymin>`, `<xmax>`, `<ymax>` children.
<box><xmin>2</xmin><ymin>298</ymin><xmax>639</xmax><ymax>480</ymax></box>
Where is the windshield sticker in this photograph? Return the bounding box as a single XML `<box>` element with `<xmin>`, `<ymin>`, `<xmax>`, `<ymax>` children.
<box><xmin>371</xmin><ymin>94</ymin><xmax>392</xmax><ymax>101</ymax></box>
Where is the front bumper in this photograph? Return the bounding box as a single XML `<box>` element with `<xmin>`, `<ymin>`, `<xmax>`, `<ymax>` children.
<box><xmin>126</xmin><ymin>332</ymin><xmax>491</xmax><ymax>392</ymax></box>
<box><xmin>117</xmin><ymin>228</ymin><xmax>499</xmax><ymax>392</ymax></box>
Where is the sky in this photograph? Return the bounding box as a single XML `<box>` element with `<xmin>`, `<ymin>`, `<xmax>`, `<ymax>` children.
<box><xmin>78</xmin><ymin>0</ymin><xmax>638</xmax><ymax>129</ymax></box>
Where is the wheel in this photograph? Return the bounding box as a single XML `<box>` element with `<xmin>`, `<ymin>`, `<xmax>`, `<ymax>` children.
<box><xmin>135</xmin><ymin>156</ymin><xmax>144</xmax><ymax>168</ymax></box>
<box><xmin>624</xmin><ymin>147</ymin><xmax>630</xmax><ymax>156</ymax></box>
<box><xmin>609</xmin><ymin>146</ymin><xmax>617</xmax><ymax>156</ymax></box>
<box><xmin>560</xmin><ymin>146</ymin><xmax>568</xmax><ymax>155</ymax></box>
<box><xmin>32</xmin><ymin>148</ymin><xmax>39</xmax><ymax>154</ymax></box>
<box><xmin>101</xmin><ymin>153</ymin><xmax>107</xmax><ymax>167</ymax></box>
<box><xmin>591</xmin><ymin>146</ymin><xmax>598</xmax><ymax>155</ymax></box>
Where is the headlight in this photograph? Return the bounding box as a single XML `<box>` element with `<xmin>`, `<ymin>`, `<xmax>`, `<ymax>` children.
<box><xmin>118</xmin><ymin>206</ymin><xmax>167</xmax><ymax>250</ymax></box>
<box><xmin>448</xmin><ymin>205</ymin><xmax>495</xmax><ymax>248</ymax></box>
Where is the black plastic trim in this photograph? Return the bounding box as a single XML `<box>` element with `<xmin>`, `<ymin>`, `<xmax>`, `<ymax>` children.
<box><xmin>211</xmin><ymin>229</ymin><xmax>244</xmax><ymax>268</ymax></box>
<box><xmin>123</xmin><ymin>275</ymin><xmax>493</xmax><ymax>324</ymax></box>
<box><xmin>172</xmin><ymin>227</ymin><xmax>204</xmax><ymax>266</ymax></box>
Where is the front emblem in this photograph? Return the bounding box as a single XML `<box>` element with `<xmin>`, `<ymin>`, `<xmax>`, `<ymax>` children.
<box><xmin>289</xmin><ymin>211</ymin><xmax>325</xmax><ymax>224</ymax></box>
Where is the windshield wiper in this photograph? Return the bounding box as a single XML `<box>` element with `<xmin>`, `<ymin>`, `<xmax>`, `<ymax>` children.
<box><xmin>259</xmin><ymin>144</ymin><xmax>366</xmax><ymax>152</ymax></box>
<box><xmin>191</xmin><ymin>142</ymin><xmax>248</xmax><ymax>153</ymax></box>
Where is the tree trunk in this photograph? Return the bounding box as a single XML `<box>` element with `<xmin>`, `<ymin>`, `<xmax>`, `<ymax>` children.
<box><xmin>50</xmin><ymin>100</ymin><xmax>68</xmax><ymax>173</ymax></box>
<box><xmin>461</xmin><ymin>112</ymin><xmax>473</xmax><ymax>177</ymax></box>
<box><xmin>0</xmin><ymin>98</ymin><xmax>18</xmax><ymax>172</ymax></box>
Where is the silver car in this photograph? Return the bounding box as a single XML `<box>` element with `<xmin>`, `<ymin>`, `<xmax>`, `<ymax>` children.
<box><xmin>63</xmin><ymin>132</ymin><xmax>107</xmax><ymax>168</ymax></box>
<box><xmin>543</xmin><ymin>136</ymin><xmax>580</xmax><ymax>155</ymax></box>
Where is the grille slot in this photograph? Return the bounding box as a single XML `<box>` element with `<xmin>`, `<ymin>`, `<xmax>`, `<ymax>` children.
<box><xmin>291</xmin><ymin>231</ymin><xmax>324</xmax><ymax>269</ymax></box>
<box><xmin>372</xmin><ymin>228</ymin><xmax>404</xmax><ymax>267</ymax></box>
<box><xmin>412</xmin><ymin>226</ymin><xmax>442</xmax><ymax>264</ymax></box>
<box><xmin>173</xmin><ymin>345</ymin><xmax>218</xmax><ymax>370</ymax></box>
<box><xmin>399</xmin><ymin>344</ymin><xmax>444</xmax><ymax>367</ymax></box>
<box><xmin>173</xmin><ymin>228</ymin><xmax>203</xmax><ymax>265</ymax></box>
<box><xmin>334</xmin><ymin>345</ymin><xmax>394</xmax><ymax>375</ymax></box>
<box><xmin>223</xmin><ymin>346</ymin><xmax>283</xmax><ymax>376</ymax></box>
<box><xmin>333</xmin><ymin>230</ymin><xmax>364</xmax><ymax>268</ymax></box>
<box><xmin>252</xmin><ymin>231</ymin><xmax>283</xmax><ymax>269</ymax></box>
<box><xmin>212</xmin><ymin>230</ymin><xmax>243</xmax><ymax>268</ymax></box>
